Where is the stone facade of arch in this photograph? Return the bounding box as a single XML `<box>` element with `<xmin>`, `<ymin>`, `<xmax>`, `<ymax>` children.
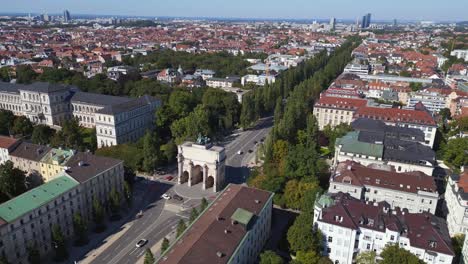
<box><xmin>177</xmin><ymin>142</ymin><xmax>226</xmax><ymax>193</ymax></box>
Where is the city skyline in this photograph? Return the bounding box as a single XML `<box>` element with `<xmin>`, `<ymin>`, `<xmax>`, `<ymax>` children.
<box><xmin>1</xmin><ymin>0</ymin><xmax>467</xmax><ymax>21</ymax></box>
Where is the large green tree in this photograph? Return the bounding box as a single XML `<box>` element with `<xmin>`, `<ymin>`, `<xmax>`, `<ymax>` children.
<box><xmin>443</xmin><ymin>137</ymin><xmax>468</xmax><ymax>171</ymax></box>
<box><xmin>176</xmin><ymin>219</ymin><xmax>187</xmax><ymax>238</ymax></box>
<box><xmin>142</xmin><ymin>131</ymin><xmax>162</xmax><ymax>173</ymax></box>
<box><xmin>189</xmin><ymin>208</ymin><xmax>199</xmax><ymax>223</ymax></box>
<box><xmin>11</xmin><ymin>116</ymin><xmax>33</xmax><ymax>137</ymax></box>
<box><xmin>92</xmin><ymin>196</ymin><xmax>106</xmax><ymax>232</ymax></box>
<box><xmin>161</xmin><ymin>237</ymin><xmax>170</xmax><ymax>253</ymax></box>
<box><xmin>51</xmin><ymin>225</ymin><xmax>68</xmax><ymax>261</ymax></box>
<box><xmin>0</xmin><ymin>110</ymin><xmax>15</xmax><ymax>135</ymax></box>
<box><xmin>73</xmin><ymin>213</ymin><xmax>88</xmax><ymax>246</ymax></box>
<box><xmin>144</xmin><ymin>249</ymin><xmax>155</xmax><ymax>264</ymax></box>
<box><xmin>295</xmin><ymin>250</ymin><xmax>321</xmax><ymax>264</ymax></box>
<box><xmin>27</xmin><ymin>245</ymin><xmax>41</xmax><ymax>264</ymax></box>
<box><xmin>452</xmin><ymin>234</ymin><xmax>465</xmax><ymax>264</ymax></box>
<box><xmin>283</xmin><ymin>180</ymin><xmax>320</xmax><ymax>210</ymax></box>
<box><xmin>51</xmin><ymin>118</ymin><xmax>84</xmax><ymax>149</ymax></box>
<box><xmin>259</xmin><ymin>250</ymin><xmax>283</xmax><ymax>264</ymax></box>
<box><xmin>16</xmin><ymin>65</ymin><xmax>38</xmax><ymax>84</ymax></box>
<box><xmin>356</xmin><ymin>250</ymin><xmax>377</xmax><ymax>264</ymax></box>
<box><xmin>109</xmin><ymin>188</ymin><xmax>121</xmax><ymax>216</ymax></box>
<box><xmin>31</xmin><ymin>124</ymin><xmax>55</xmax><ymax>145</ymax></box>
<box><xmin>380</xmin><ymin>244</ymin><xmax>423</xmax><ymax>264</ymax></box>
<box><xmin>171</xmin><ymin>105</ymin><xmax>211</xmax><ymax>144</ymax></box>
<box><xmin>287</xmin><ymin>212</ymin><xmax>322</xmax><ymax>253</ymax></box>
<box><xmin>0</xmin><ymin>161</ymin><xmax>27</xmax><ymax>201</ymax></box>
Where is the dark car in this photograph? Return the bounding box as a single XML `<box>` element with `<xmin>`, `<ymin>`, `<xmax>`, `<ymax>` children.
<box><xmin>253</xmin><ymin>140</ymin><xmax>258</xmax><ymax>144</ymax></box>
<box><xmin>172</xmin><ymin>194</ymin><xmax>184</xmax><ymax>201</ymax></box>
<box><xmin>248</xmin><ymin>149</ymin><xmax>253</xmax><ymax>153</ymax></box>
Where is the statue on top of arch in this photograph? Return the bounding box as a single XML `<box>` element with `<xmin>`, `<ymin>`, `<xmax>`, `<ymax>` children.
<box><xmin>196</xmin><ymin>134</ymin><xmax>211</xmax><ymax>146</ymax></box>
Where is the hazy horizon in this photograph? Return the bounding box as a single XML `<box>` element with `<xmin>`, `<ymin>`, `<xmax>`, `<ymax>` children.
<box><xmin>2</xmin><ymin>0</ymin><xmax>467</xmax><ymax>22</ymax></box>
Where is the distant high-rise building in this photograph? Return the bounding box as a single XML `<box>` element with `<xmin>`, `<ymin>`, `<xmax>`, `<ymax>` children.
<box><xmin>361</xmin><ymin>13</ymin><xmax>371</xmax><ymax>28</ymax></box>
<box><xmin>41</xmin><ymin>13</ymin><xmax>50</xmax><ymax>22</ymax></box>
<box><xmin>361</xmin><ymin>15</ymin><xmax>367</xmax><ymax>28</ymax></box>
<box><xmin>63</xmin><ymin>10</ymin><xmax>71</xmax><ymax>22</ymax></box>
<box><xmin>393</xmin><ymin>19</ymin><xmax>397</xmax><ymax>27</ymax></box>
<box><xmin>366</xmin><ymin>13</ymin><xmax>371</xmax><ymax>27</ymax></box>
<box><xmin>329</xmin><ymin>17</ymin><xmax>336</xmax><ymax>30</ymax></box>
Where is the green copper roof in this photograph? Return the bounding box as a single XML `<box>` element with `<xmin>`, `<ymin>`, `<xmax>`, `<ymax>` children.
<box><xmin>0</xmin><ymin>175</ymin><xmax>79</xmax><ymax>223</ymax></box>
<box><xmin>316</xmin><ymin>194</ymin><xmax>335</xmax><ymax>209</ymax></box>
<box><xmin>40</xmin><ymin>148</ymin><xmax>75</xmax><ymax>165</ymax></box>
<box><xmin>336</xmin><ymin>131</ymin><xmax>383</xmax><ymax>158</ymax></box>
<box><xmin>231</xmin><ymin>208</ymin><xmax>254</xmax><ymax>226</ymax></box>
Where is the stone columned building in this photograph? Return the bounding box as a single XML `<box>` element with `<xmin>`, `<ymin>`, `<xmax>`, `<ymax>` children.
<box><xmin>177</xmin><ymin>140</ymin><xmax>226</xmax><ymax>192</ymax></box>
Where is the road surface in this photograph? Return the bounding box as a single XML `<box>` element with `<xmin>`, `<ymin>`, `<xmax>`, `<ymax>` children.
<box><xmin>81</xmin><ymin>116</ymin><xmax>274</xmax><ymax>264</ymax></box>
<box><xmin>224</xmin><ymin>116</ymin><xmax>273</xmax><ymax>184</ymax></box>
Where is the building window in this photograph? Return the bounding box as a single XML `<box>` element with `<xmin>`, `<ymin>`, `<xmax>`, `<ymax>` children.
<box><xmin>328</xmin><ymin>236</ymin><xmax>333</xmax><ymax>242</ymax></box>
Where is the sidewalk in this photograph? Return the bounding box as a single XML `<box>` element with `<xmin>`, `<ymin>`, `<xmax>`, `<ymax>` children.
<box><xmin>66</xmin><ymin>182</ymin><xmax>149</xmax><ymax>264</ymax></box>
<box><xmin>135</xmin><ymin>225</ymin><xmax>178</xmax><ymax>264</ymax></box>
<box><xmin>78</xmin><ymin>221</ymin><xmax>135</xmax><ymax>264</ymax></box>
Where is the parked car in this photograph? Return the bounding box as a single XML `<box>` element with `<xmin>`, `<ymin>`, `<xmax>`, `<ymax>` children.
<box><xmin>165</xmin><ymin>175</ymin><xmax>174</xmax><ymax>181</ymax></box>
<box><xmin>248</xmin><ymin>149</ymin><xmax>253</xmax><ymax>153</ymax></box>
<box><xmin>161</xmin><ymin>193</ymin><xmax>171</xmax><ymax>200</ymax></box>
<box><xmin>172</xmin><ymin>194</ymin><xmax>183</xmax><ymax>201</ymax></box>
<box><xmin>237</xmin><ymin>150</ymin><xmax>243</xmax><ymax>155</ymax></box>
<box><xmin>136</xmin><ymin>239</ymin><xmax>148</xmax><ymax>248</ymax></box>
<box><xmin>253</xmin><ymin>140</ymin><xmax>258</xmax><ymax>144</ymax></box>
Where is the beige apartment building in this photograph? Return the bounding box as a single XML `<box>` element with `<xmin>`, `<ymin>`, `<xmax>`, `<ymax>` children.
<box><xmin>313</xmin><ymin>96</ymin><xmax>368</xmax><ymax>130</ymax></box>
<box><xmin>0</xmin><ymin>152</ymin><xmax>124</xmax><ymax>264</ymax></box>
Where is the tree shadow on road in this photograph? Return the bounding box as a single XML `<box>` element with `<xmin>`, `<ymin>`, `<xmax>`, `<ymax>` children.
<box><xmin>225</xmin><ymin>165</ymin><xmax>251</xmax><ymax>184</ymax></box>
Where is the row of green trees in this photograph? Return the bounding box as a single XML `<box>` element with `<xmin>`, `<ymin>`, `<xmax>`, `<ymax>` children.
<box><xmin>97</xmin><ymin>87</ymin><xmax>240</xmax><ymax>173</ymax></box>
<box><xmin>436</xmin><ymin>116</ymin><xmax>468</xmax><ymax>172</ymax></box>
<box><xmin>248</xmin><ymin>37</ymin><xmax>361</xmax><ymax>209</ymax></box>
<box><xmin>0</xmin><ymin>110</ymin><xmax>97</xmax><ymax>152</ymax></box>
<box><xmin>123</xmin><ymin>49</ymin><xmax>266</xmax><ymax>78</ymax></box>
<box><xmin>245</xmin><ymin>37</ymin><xmax>361</xmax><ymax>263</ymax></box>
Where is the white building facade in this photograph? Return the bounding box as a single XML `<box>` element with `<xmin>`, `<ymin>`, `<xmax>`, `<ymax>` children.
<box><xmin>95</xmin><ymin>95</ymin><xmax>160</xmax><ymax>148</ymax></box>
<box><xmin>329</xmin><ymin>161</ymin><xmax>438</xmax><ymax>214</ymax></box>
<box><xmin>314</xmin><ymin>193</ymin><xmax>454</xmax><ymax>264</ymax></box>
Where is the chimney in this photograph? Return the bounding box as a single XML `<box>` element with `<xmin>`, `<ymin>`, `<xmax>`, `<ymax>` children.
<box><xmin>254</xmin><ymin>199</ymin><xmax>260</xmax><ymax>204</ymax></box>
<box><xmin>78</xmin><ymin>161</ymin><xmax>84</xmax><ymax>167</ymax></box>
<box><xmin>347</xmin><ymin>165</ymin><xmax>352</xmax><ymax>171</ymax></box>
<box><xmin>216</xmin><ymin>252</ymin><xmax>224</xmax><ymax>258</ymax></box>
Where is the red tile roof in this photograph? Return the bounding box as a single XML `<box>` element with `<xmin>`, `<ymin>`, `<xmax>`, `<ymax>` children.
<box><xmin>161</xmin><ymin>184</ymin><xmax>273</xmax><ymax>264</ymax></box>
<box><xmin>319</xmin><ymin>193</ymin><xmax>454</xmax><ymax>256</ymax></box>
<box><xmin>315</xmin><ymin>96</ymin><xmax>368</xmax><ymax>110</ymax></box>
<box><xmin>332</xmin><ymin>160</ymin><xmax>436</xmax><ymax>194</ymax></box>
<box><xmin>354</xmin><ymin>106</ymin><xmax>436</xmax><ymax>126</ymax></box>
<box><xmin>0</xmin><ymin>136</ymin><xmax>18</xmax><ymax>150</ymax></box>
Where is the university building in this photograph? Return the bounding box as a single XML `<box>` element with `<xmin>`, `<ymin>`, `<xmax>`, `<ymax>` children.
<box><xmin>0</xmin><ymin>82</ymin><xmax>161</xmax><ymax>148</ymax></box>
<box><xmin>0</xmin><ymin>151</ymin><xmax>123</xmax><ymax>264</ymax></box>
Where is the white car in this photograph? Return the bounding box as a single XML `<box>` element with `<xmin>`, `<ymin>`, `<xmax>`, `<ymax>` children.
<box><xmin>161</xmin><ymin>193</ymin><xmax>171</xmax><ymax>200</ymax></box>
<box><xmin>237</xmin><ymin>150</ymin><xmax>243</xmax><ymax>155</ymax></box>
<box><xmin>136</xmin><ymin>239</ymin><xmax>148</xmax><ymax>248</ymax></box>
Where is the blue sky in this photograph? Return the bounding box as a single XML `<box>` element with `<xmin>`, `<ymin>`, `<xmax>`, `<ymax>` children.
<box><xmin>2</xmin><ymin>0</ymin><xmax>467</xmax><ymax>21</ymax></box>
